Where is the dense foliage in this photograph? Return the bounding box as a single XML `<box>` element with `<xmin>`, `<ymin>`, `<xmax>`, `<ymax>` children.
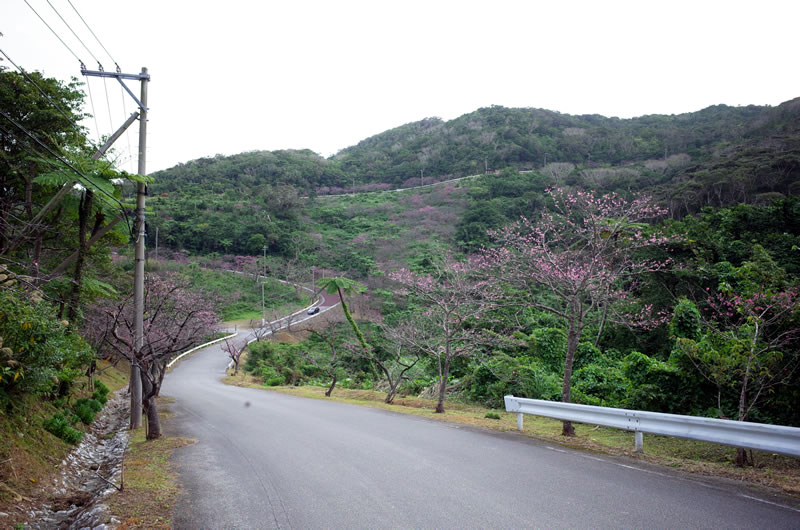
<box><xmin>0</xmin><ymin>288</ymin><xmax>93</xmax><ymax>409</ymax></box>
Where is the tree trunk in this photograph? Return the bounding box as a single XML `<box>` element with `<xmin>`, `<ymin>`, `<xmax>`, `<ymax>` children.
<box><xmin>144</xmin><ymin>395</ymin><xmax>161</xmax><ymax>439</ymax></box>
<box><xmin>66</xmin><ymin>190</ymin><xmax>93</xmax><ymax>323</ymax></box>
<box><xmin>338</xmin><ymin>287</ymin><xmax>369</xmax><ymax>352</ymax></box>
<box><xmin>141</xmin><ymin>368</ymin><xmax>162</xmax><ymax>440</ymax></box>
<box><xmin>561</xmin><ymin>314</ymin><xmax>581</xmax><ymax>436</ymax></box>
<box><xmin>435</xmin><ymin>358</ymin><xmax>450</xmax><ymax>413</ymax></box>
<box><xmin>735</xmin><ymin>447</ymin><xmax>750</xmax><ymax>466</ymax></box>
<box><xmin>734</xmin><ymin>336</ymin><xmax>757</xmax><ymax>466</ymax></box>
<box><xmin>325</xmin><ymin>374</ymin><xmax>337</xmax><ymax>397</ymax></box>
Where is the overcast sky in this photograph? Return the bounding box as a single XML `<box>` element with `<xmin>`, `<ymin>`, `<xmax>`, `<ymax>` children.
<box><xmin>3</xmin><ymin>0</ymin><xmax>799</xmax><ymax>173</ymax></box>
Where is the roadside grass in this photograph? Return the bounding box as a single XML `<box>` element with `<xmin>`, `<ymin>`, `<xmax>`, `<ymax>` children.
<box><xmin>222</xmin><ymin>309</ymin><xmax>262</xmax><ymax>322</ymax></box>
<box><xmin>96</xmin><ymin>358</ymin><xmax>130</xmax><ymax>392</ymax></box>
<box><xmin>0</xmin><ymin>396</ymin><xmax>71</xmax><ymax>510</ymax></box>
<box><xmin>108</xmin><ymin>402</ymin><xmax>193</xmax><ymax>530</ymax></box>
<box><xmin>223</xmin><ymin>370</ymin><xmax>800</xmax><ymax>498</ymax></box>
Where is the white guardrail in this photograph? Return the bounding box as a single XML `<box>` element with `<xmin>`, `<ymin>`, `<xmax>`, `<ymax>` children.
<box><xmin>167</xmin><ymin>272</ymin><xmax>340</xmax><ymax>368</ymax></box>
<box><xmin>166</xmin><ymin>332</ymin><xmax>239</xmax><ymax>369</ymax></box>
<box><xmin>504</xmin><ymin>395</ymin><xmax>800</xmax><ymax>457</ymax></box>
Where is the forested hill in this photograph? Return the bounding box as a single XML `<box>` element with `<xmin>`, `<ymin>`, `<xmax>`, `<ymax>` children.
<box><xmin>333</xmin><ymin>99</ymin><xmax>800</xmax><ymax>194</ymax></box>
<box><xmin>151</xmin><ymin>149</ymin><xmax>345</xmax><ymax>193</ymax></box>
<box><xmin>151</xmin><ymin>97</ymin><xmax>800</xmax><ymax>211</ymax></box>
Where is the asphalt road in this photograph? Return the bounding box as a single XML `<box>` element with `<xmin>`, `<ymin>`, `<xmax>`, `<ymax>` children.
<box><xmin>163</xmin><ymin>324</ymin><xmax>800</xmax><ymax>528</ymax></box>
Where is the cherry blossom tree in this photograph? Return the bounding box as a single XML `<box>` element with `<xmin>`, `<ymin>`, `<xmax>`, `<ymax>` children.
<box><xmin>249</xmin><ymin>318</ymin><xmax>272</xmax><ymax>342</ymax></box>
<box><xmin>86</xmin><ymin>273</ymin><xmax>219</xmax><ymax>439</ymax></box>
<box><xmin>484</xmin><ymin>188</ymin><xmax>673</xmax><ymax>435</ymax></box>
<box><xmin>222</xmin><ymin>337</ymin><xmax>247</xmax><ymax>375</ymax></box>
<box><xmin>388</xmin><ymin>254</ymin><xmax>502</xmax><ymax>413</ymax></box>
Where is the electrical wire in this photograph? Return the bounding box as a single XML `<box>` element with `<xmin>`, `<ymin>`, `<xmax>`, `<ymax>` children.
<box><xmin>0</xmin><ymin>123</ymin><xmax>133</xmax><ymax>240</ymax></box>
<box><xmin>85</xmin><ymin>76</ymin><xmax>101</xmax><ymax>144</ymax></box>
<box><xmin>22</xmin><ymin>0</ymin><xmax>83</xmax><ymax>66</ymax></box>
<box><xmin>45</xmin><ymin>0</ymin><xmax>100</xmax><ymax>66</ymax></box>
<box><xmin>0</xmin><ymin>48</ymin><xmax>88</xmax><ymax>139</ymax></box>
<box><xmin>0</xmin><ymin>110</ymin><xmax>126</xmax><ymax>211</ymax></box>
<box><xmin>0</xmin><ymin>121</ymin><xmax>134</xmax><ymax>238</ymax></box>
<box><xmin>0</xmin><ymin>46</ymin><xmax>135</xmax><ymax>181</ymax></box>
<box><xmin>120</xmin><ymin>84</ymin><xmax>133</xmax><ymax>172</ymax></box>
<box><xmin>66</xmin><ymin>0</ymin><xmax>119</xmax><ymax>70</ymax></box>
<box><xmin>103</xmin><ymin>77</ymin><xmax>115</xmax><ymax>135</ymax></box>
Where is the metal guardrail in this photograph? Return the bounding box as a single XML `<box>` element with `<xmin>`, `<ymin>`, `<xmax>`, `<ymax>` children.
<box><xmin>504</xmin><ymin>395</ymin><xmax>800</xmax><ymax>457</ymax></box>
<box><xmin>166</xmin><ymin>331</ymin><xmax>238</xmax><ymax>369</ymax></box>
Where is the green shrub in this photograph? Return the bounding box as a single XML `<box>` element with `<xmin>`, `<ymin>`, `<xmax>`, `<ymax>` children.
<box><xmin>73</xmin><ymin>398</ymin><xmax>99</xmax><ymax>424</ymax></box>
<box><xmin>573</xmin><ymin>361</ymin><xmax>628</xmax><ymax>407</ymax></box>
<box><xmin>0</xmin><ymin>290</ymin><xmax>93</xmax><ymax>403</ymax></box>
<box><xmin>484</xmin><ymin>412</ymin><xmax>501</xmax><ymax>420</ymax></box>
<box><xmin>526</xmin><ymin>328</ymin><xmax>567</xmax><ymax>374</ymax></box>
<box><xmin>61</xmin><ymin>425</ymin><xmax>83</xmax><ymax>445</ymax></box>
<box><xmin>92</xmin><ymin>391</ymin><xmax>108</xmax><ymax>405</ymax></box>
<box><xmin>622</xmin><ymin>351</ymin><xmax>688</xmax><ymax>413</ymax></box>
<box><xmin>94</xmin><ymin>381</ymin><xmax>110</xmax><ymax>397</ymax></box>
<box><xmin>259</xmin><ymin>365</ymin><xmax>283</xmax><ymax>386</ymax></box>
<box><xmin>43</xmin><ymin>413</ymin><xmax>83</xmax><ymax>444</ymax></box>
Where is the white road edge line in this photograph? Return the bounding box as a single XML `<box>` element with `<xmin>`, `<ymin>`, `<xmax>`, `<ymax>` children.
<box><xmin>738</xmin><ymin>494</ymin><xmax>800</xmax><ymax>513</ymax></box>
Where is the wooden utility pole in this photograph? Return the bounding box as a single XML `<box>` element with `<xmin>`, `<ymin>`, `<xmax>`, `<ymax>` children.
<box><xmin>132</xmin><ymin>67</ymin><xmax>149</xmax><ymax>429</ymax></box>
<box><xmin>80</xmin><ymin>64</ymin><xmax>150</xmax><ymax>430</ymax></box>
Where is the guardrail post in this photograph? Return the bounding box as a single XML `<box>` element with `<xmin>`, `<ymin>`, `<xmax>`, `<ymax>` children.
<box><xmin>517</xmin><ymin>413</ymin><xmax>524</xmax><ymax>431</ymax></box>
<box><xmin>634</xmin><ymin>431</ymin><xmax>643</xmax><ymax>453</ymax></box>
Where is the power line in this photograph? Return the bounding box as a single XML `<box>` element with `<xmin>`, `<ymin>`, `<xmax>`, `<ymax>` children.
<box><xmin>66</xmin><ymin>0</ymin><xmax>119</xmax><ymax>69</ymax></box>
<box><xmin>103</xmin><ymin>77</ymin><xmax>115</xmax><ymax>135</ymax></box>
<box><xmin>120</xmin><ymin>84</ymin><xmax>133</xmax><ymax>172</ymax></box>
<box><xmin>0</xmin><ymin>121</ymin><xmax>134</xmax><ymax>237</ymax></box>
<box><xmin>85</xmin><ymin>76</ymin><xmax>101</xmax><ymax>144</ymax></box>
<box><xmin>23</xmin><ymin>0</ymin><xmax>84</xmax><ymax>66</ymax></box>
<box><xmin>0</xmin><ymin>46</ymin><xmax>131</xmax><ymax>175</ymax></box>
<box><xmin>0</xmin><ymin>48</ymin><xmax>86</xmax><ymax>136</ymax></box>
<box><xmin>0</xmin><ymin>109</ymin><xmax>126</xmax><ymax>211</ymax></box>
<box><xmin>45</xmin><ymin>0</ymin><xmax>100</xmax><ymax>66</ymax></box>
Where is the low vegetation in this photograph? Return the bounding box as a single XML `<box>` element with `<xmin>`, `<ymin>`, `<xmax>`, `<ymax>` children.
<box><xmin>0</xmin><ymin>361</ymin><xmax>125</xmax><ymax>519</ymax></box>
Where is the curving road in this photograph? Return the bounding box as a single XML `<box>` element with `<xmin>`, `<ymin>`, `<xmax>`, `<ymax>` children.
<box><xmin>162</xmin><ymin>304</ymin><xmax>800</xmax><ymax>528</ymax></box>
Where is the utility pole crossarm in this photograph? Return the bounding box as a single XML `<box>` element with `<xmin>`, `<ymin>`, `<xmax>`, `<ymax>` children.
<box><xmin>81</xmin><ymin>67</ymin><xmax>150</xmax><ymax>111</ymax></box>
<box><xmin>79</xmin><ymin>68</ymin><xmax>150</xmax><ymax>81</ymax></box>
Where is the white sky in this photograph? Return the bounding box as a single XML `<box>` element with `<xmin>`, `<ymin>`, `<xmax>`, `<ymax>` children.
<box><xmin>3</xmin><ymin>0</ymin><xmax>799</xmax><ymax>173</ymax></box>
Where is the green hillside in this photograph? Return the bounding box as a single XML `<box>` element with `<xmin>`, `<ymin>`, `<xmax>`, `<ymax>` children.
<box><xmin>152</xmin><ymin>98</ymin><xmax>800</xmax><ymax>205</ymax></box>
<box><xmin>146</xmin><ymin>98</ymin><xmax>800</xmax><ymax>260</ymax></box>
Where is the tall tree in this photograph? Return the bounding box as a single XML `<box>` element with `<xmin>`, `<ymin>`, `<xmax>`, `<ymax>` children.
<box><xmin>486</xmin><ymin>188</ymin><xmax>673</xmax><ymax>435</ymax></box>
<box><xmin>316</xmin><ymin>277</ymin><xmax>369</xmax><ymax>352</ymax></box>
<box><xmin>0</xmin><ymin>69</ymin><xmax>86</xmax><ymax>268</ymax></box>
<box><xmin>673</xmin><ymin>250</ymin><xmax>800</xmax><ymax>464</ymax></box>
<box><xmin>86</xmin><ymin>273</ymin><xmax>219</xmax><ymax>438</ymax></box>
<box><xmin>388</xmin><ymin>253</ymin><xmax>501</xmax><ymax>413</ymax></box>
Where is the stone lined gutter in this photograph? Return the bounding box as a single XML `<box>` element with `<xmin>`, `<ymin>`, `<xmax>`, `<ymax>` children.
<box><xmin>25</xmin><ymin>390</ymin><xmax>129</xmax><ymax>529</ymax></box>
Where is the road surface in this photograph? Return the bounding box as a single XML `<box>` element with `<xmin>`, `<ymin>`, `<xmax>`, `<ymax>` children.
<box><xmin>163</xmin><ymin>322</ymin><xmax>800</xmax><ymax>528</ymax></box>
